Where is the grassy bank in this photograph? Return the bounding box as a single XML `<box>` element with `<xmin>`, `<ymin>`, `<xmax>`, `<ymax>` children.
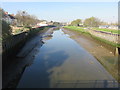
<box><xmin>64</xmin><ymin>26</ymin><xmax>120</xmax><ymax>47</ymax></box>
<box><xmin>92</xmin><ymin>27</ymin><xmax>120</xmax><ymax>34</ymax></box>
<box><xmin>64</xmin><ymin>26</ymin><xmax>85</xmax><ymax>32</ymax></box>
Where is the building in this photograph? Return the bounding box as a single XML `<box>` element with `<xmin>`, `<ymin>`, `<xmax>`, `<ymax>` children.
<box><xmin>108</xmin><ymin>25</ymin><xmax>118</xmax><ymax>30</ymax></box>
<box><xmin>37</xmin><ymin>20</ymin><xmax>48</xmax><ymax>27</ymax></box>
<box><xmin>99</xmin><ymin>25</ymin><xmax>109</xmax><ymax>29</ymax></box>
<box><xmin>2</xmin><ymin>12</ymin><xmax>17</xmax><ymax>25</ymax></box>
<box><xmin>48</xmin><ymin>21</ymin><xmax>54</xmax><ymax>26</ymax></box>
<box><xmin>99</xmin><ymin>25</ymin><xmax>118</xmax><ymax>30</ymax></box>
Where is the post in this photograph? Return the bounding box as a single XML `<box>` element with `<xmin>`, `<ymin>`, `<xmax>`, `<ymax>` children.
<box><xmin>115</xmin><ymin>47</ymin><xmax>119</xmax><ymax>56</ymax></box>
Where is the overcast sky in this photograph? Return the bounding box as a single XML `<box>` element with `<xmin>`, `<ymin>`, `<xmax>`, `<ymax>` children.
<box><xmin>2</xmin><ymin>2</ymin><xmax>118</xmax><ymax>23</ymax></box>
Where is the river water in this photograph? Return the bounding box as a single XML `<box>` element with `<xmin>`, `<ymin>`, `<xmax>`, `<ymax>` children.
<box><xmin>17</xmin><ymin>29</ymin><xmax>118</xmax><ymax>88</ymax></box>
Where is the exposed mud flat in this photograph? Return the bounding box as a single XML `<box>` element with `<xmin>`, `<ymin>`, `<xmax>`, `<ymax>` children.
<box><xmin>62</xmin><ymin>28</ymin><xmax>118</xmax><ymax>81</ymax></box>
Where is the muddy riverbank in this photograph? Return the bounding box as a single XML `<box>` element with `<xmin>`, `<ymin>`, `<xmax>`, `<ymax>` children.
<box><xmin>62</xmin><ymin>28</ymin><xmax>118</xmax><ymax>81</ymax></box>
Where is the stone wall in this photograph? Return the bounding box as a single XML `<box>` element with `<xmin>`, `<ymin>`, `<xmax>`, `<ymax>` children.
<box><xmin>87</xmin><ymin>29</ymin><xmax>120</xmax><ymax>44</ymax></box>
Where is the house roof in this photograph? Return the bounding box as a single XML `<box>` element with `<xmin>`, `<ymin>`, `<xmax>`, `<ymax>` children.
<box><xmin>8</xmin><ymin>14</ymin><xmax>15</xmax><ymax>19</ymax></box>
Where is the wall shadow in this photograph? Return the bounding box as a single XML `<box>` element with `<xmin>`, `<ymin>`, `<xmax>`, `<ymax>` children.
<box><xmin>2</xmin><ymin>26</ymin><xmax>53</xmax><ymax>88</ymax></box>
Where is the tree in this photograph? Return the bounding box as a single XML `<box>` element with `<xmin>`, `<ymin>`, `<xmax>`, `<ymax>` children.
<box><xmin>71</xmin><ymin>19</ymin><xmax>82</xmax><ymax>26</ymax></box>
<box><xmin>15</xmin><ymin>11</ymin><xmax>39</xmax><ymax>27</ymax></box>
<box><xmin>110</xmin><ymin>22</ymin><xmax>118</xmax><ymax>26</ymax></box>
<box><xmin>53</xmin><ymin>22</ymin><xmax>61</xmax><ymax>27</ymax></box>
<box><xmin>2</xmin><ymin>20</ymin><xmax>12</xmax><ymax>40</ymax></box>
<box><xmin>100</xmin><ymin>21</ymin><xmax>109</xmax><ymax>26</ymax></box>
<box><xmin>0</xmin><ymin>8</ymin><xmax>5</xmax><ymax>18</ymax></box>
<box><xmin>0</xmin><ymin>8</ymin><xmax>12</xmax><ymax>39</ymax></box>
<box><xmin>84</xmin><ymin>17</ymin><xmax>101</xmax><ymax>27</ymax></box>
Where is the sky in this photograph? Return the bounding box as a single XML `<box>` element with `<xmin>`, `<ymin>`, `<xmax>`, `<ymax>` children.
<box><xmin>1</xmin><ymin>2</ymin><xmax>118</xmax><ymax>23</ymax></box>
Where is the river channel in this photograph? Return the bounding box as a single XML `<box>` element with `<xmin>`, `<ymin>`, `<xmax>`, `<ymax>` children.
<box><xmin>16</xmin><ymin>28</ymin><xmax>118</xmax><ymax>88</ymax></box>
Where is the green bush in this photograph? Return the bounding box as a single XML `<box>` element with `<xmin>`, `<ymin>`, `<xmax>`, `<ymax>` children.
<box><xmin>2</xmin><ymin>20</ymin><xmax>12</xmax><ymax>40</ymax></box>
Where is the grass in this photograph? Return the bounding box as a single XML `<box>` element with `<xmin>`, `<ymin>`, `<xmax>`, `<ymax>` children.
<box><xmin>91</xmin><ymin>34</ymin><xmax>120</xmax><ymax>47</ymax></box>
<box><xmin>14</xmin><ymin>29</ymin><xmax>23</xmax><ymax>34</ymax></box>
<box><xmin>14</xmin><ymin>27</ymin><xmax>30</xmax><ymax>34</ymax></box>
<box><xmin>64</xmin><ymin>26</ymin><xmax>85</xmax><ymax>32</ymax></box>
<box><xmin>93</xmin><ymin>27</ymin><xmax>120</xmax><ymax>34</ymax></box>
<box><xmin>64</xmin><ymin>26</ymin><xmax>120</xmax><ymax>47</ymax></box>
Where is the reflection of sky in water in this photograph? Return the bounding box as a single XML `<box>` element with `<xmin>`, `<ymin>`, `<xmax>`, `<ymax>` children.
<box><xmin>17</xmin><ymin>29</ymin><xmax>116</xmax><ymax>88</ymax></box>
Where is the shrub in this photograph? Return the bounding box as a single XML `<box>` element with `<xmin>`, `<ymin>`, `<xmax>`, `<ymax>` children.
<box><xmin>2</xmin><ymin>20</ymin><xmax>12</xmax><ymax>40</ymax></box>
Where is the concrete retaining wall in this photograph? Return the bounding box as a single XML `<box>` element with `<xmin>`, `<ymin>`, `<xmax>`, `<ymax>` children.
<box><xmin>87</xmin><ymin>29</ymin><xmax>120</xmax><ymax>44</ymax></box>
<box><xmin>2</xmin><ymin>26</ymin><xmax>52</xmax><ymax>63</ymax></box>
<box><xmin>2</xmin><ymin>32</ymin><xmax>28</xmax><ymax>62</ymax></box>
<box><xmin>2</xmin><ymin>32</ymin><xmax>27</xmax><ymax>53</ymax></box>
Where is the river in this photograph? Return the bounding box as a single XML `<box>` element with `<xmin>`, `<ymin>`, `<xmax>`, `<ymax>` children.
<box><xmin>15</xmin><ymin>28</ymin><xmax>118</xmax><ymax>88</ymax></box>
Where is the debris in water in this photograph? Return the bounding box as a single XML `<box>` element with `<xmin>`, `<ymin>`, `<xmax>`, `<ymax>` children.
<box><xmin>90</xmin><ymin>61</ymin><xmax>94</xmax><ymax>64</ymax></box>
<box><xmin>110</xmin><ymin>52</ymin><xmax>112</xmax><ymax>54</ymax></box>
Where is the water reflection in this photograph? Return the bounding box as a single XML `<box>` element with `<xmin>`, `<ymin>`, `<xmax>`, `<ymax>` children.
<box><xmin>17</xmin><ymin>29</ymin><xmax>118</xmax><ymax>88</ymax></box>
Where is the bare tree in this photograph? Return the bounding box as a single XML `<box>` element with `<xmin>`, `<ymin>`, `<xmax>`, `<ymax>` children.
<box><xmin>15</xmin><ymin>11</ymin><xmax>39</xmax><ymax>27</ymax></box>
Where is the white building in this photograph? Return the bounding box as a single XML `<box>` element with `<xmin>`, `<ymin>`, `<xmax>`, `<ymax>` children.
<box><xmin>99</xmin><ymin>25</ymin><xmax>118</xmax><ymax>30</ymax></box>
<box><xmin>99</xmin><ymin>25</ymin><xmax>109</xmax><ymax>29</ymax></box>
<box><xmin>37</xmin><ymin>20</ymin><xmax>48</xmax><ymax>27</ymax></box>
<box><xmin>108</xmin><ymin>25</ymin><xmax>118</xmax><ymax>30</ymax></box>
